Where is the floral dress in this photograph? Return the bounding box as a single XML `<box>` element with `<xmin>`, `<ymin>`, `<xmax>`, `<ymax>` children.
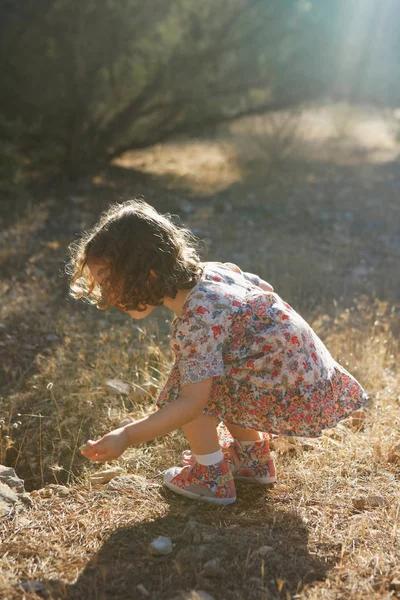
<box><xmin>157</xmin><ymin>262</ymin><xmax>367</xmax><ymax>437</ymax></box>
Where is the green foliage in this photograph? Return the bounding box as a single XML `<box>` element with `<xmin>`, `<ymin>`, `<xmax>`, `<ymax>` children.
<box><xmin>2</xmin><ymin>0</ymin><xmax>398</xmax><ymax>176</ymax></box>
<box><xmin>0</xmin><ymin>0</ymin><xmax>323</xmax><ymax>175</ymax></box>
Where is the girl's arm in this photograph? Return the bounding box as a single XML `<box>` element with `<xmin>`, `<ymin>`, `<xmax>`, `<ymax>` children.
<box><xmin>224</xmin><ymin>262</ymin><xmax>274</xmax><ymax>292</ymax></box>
<box><xmin>81</xmin><ymin>378</ymin><xmax>213</xmax><ymax>462</ymax></box>
<box><xmin>125</xmin><ymin>378</ymin><xmax>213</xmax><ymax>444</ymax></box>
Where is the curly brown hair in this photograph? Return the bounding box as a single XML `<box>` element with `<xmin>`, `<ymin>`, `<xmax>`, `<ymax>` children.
<box><xmin>67</xmin><ymin>200</ymin><xmax>203</xmax><ymax>311</ymax></box>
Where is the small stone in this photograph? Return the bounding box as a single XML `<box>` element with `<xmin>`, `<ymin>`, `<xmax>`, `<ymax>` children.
<box><xmin>257</xmin><ymin>545</ymin><xmax>274</xmax><ymax>556</ymax></box>
<box><xmin>0</xmin><ymin>482</ymin><xmax>19</xmax><ymax>518</ymax></box>
<box><xmin>184</xmin><ymin>518</ymin><xmax>203</xmax><ymax>544</ymax></box>
<box><xmin>45</xmin><ymin>334</ymin><xmax>59</xmax><ymax>342</ymax></box>
<box><xmin>105</xmin><ymin>379</ymin><xmax>131</xmax><ymax>395</ymax></box>
<box><xmin>106</xmin><ymin>474</ymin><xmax>149</xmax><ymax>491</ymax></box>
<box><xmin>352</xmin><ymin>494</ymin><xmax>389</xmax><ymax>510</ymax></box>
<box><xmin>148</xmin><ymin>535</ymin><xmax>173</xmax><ymax>556</ymax></box>
<box><xmin>202</xmin><ymin>558</ymin><xmax>221</xmax><ymax>577</ymax></box>
<box><xmin>47</xmin><ymin>484</ymin><xmax>70</xmax><ymax>497</ymax></box>
<box><xmin>136</xmin><ymin>583</ymin><xmax>150</xmax><ymax>597</ymax></box>
<box><xmin>20</xmin><ymin>579</ymin><xmax>48</xmax><ymax>596</ymax></box>
<box><xmin>367</xmin><ymin>495</ymin><xmax>389</xmax><ymax>508</ymax></box>
<box><xmin>89</xmin><ymin>468</ymin><xmax>124</xmax><ymax>484</ymax></box>
<box><xmin>35</xmin><ymin>485</ymin><xmax>69</xmax><ymax>499</ymax></box>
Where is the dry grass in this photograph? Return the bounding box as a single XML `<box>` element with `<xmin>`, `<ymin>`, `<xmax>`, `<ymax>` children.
<box><xmin>1</xmin><ymin>105</ymin><xmax>399</xmax><ymax>599</ymax></box>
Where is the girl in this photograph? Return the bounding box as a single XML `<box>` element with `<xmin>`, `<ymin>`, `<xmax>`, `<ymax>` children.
<box><xmin>69</xmin><ymin>200</ymin><xmax>367</xmax><ymax>505</ymax></box>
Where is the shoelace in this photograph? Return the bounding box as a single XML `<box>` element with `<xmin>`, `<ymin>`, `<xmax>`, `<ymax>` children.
<box><xmin>180</xmin><ymin>450</ymin><xmax>198</xmax><ymax>476</ymax></box>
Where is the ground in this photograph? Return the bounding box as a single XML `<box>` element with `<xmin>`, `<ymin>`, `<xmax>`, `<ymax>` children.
<box><xmin>0</xmin><ymin>105</ymin><xmax>399</xmax><ymax>599</ymax></box>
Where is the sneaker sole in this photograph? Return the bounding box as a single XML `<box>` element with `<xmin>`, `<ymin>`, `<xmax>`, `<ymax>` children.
<box><xmin>164</xmin><ymin>481</ymin><xmax>236</xmax><ymax>505</ymax></box>
<box><xmin>234</xmin><ymin>475</ymin><xmax>277</xmax><ymax>484</ymax></box>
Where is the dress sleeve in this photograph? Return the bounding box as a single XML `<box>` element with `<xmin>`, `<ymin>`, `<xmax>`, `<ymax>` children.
<box><xmin>242</xmin><ymin>271</ymin><xmax>264</xmax><ymax>287</ymax></box>
<box><xmin>223</xmin><ymin>262</ymin><xmax>263</xmax><ymax>288</ymax></box>
<box><xmin>172</xmin><ymin>313</ymin><xmax>227</xmax><ymax>385</ymax></box>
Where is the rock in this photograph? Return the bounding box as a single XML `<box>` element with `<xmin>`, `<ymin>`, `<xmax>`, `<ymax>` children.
<box><xmin>257</xmin><ymin>545</ymin><xmax>274</xmax><ymax>556</ymax></box>
<box><xmin>366</xmin><ymin>494</ymin><xmax>389</xmax><ymax>508</ymax></box>
<box><xmin>89</xmin><ymin>467</ymin><xmax>124</xmax><ymax>484</ymax></box>
<box><xmin>34</xmin><ymin>485</ymin><xmax>70</xmax><ymax>499</ymax></box>
<box><xmin>184</xmin><ymin>518</ymin><xmax>202</xmax><ymax>542</ymax></box>
<box><xmin>104</xmin><ymin>379</ymin><xmax>131</xmax><ymax>395</ymax></box>
<box><xmin>0</xmin><ymin>466</ymin><xmax>32</xmax><ymax>511</ymax></box>
<box><xmin>45</xmin><ymin>334</ymin><xmax>59</xmax><ymax>342</ymax></box>
<box><xmin>352</xmin><ymin>494</ymin><xmax>389</xmax><ymax>510</ymax></box>
<box><xmin>202</xmin><ymin>558</ymin><xmax>221</xmax><ymax>577</ymax></box>
<box><xmin>20</xmin><ymin>579</ymin><xmax>48</xmax><ymax>596</ymax></box>
<box><xmin>106</xmin><ymin>474</ymin><xmax>149</xmax><ymax>492</ymax></box>
<box><xmin>48</xmin><ymin>484</ymin><xmax>70</xmax><ymax>497</ymax></box>
<box><xmin>148</xmin><ymin>536</ymin><xmax>173</xmax><ymax>556</ymax></box>
<box><xmin>0</xmin><ymin>482</ymin><xmax>19</xmax><ymax>517</ymax></box>
<box><xmin>0</xmin><ymin>465</ymin><xmax>25</xmax><ymax>494</ymax></box>
<box><xmin>136</xmin><ymin>583</ymin><xmax>150</xmax><ymax>597</ymax></box>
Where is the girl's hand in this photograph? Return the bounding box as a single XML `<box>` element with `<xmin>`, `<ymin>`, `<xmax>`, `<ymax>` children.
<box><xmin>80</xmin><ymin>427</ymin><xmax>130</xmax><ymax>462</ymax></box>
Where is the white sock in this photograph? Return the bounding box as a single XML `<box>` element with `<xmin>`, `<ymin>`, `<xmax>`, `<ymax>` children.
<box><xmin>195</xmin><ymin>448</ymin><xmax>224</xmax><ymax>466</ymax></box>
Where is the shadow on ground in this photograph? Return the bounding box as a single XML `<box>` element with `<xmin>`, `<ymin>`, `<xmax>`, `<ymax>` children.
<box><xmin>40</xmin><ymin>492</ymin><xmax>335</xmax><ymax>600</ymax></box>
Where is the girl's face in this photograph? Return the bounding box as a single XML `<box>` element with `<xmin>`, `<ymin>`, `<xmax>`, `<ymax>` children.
<box><xmin>87</xmin><ymin>258</ymin><xmax>155</xmax><ymax>320</ymax></box>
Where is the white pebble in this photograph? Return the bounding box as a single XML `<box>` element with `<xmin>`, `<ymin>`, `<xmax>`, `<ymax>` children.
<box><xmin>148</xmin><ymin>535</ymin><xmax>173</xmax><ymax>556</ymax></box>
<box><xmin>257</xmin><ymin>545</ymin><xmax>274</xmax><ymax>556</ymax></box>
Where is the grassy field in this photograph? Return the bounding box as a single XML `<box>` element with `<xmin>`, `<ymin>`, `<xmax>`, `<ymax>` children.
<box><xmin>1</xmin><ymin>105</ymin><xmax>399</xmax><ymax>599</ymax></box>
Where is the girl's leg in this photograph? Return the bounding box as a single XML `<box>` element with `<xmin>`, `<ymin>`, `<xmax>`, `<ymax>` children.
<box><xmin>182</xmin><ymin>414</ymin><xmax>220</xmax><ymax>455</ymax></box>
<box><xmin>225</xmin><ymin>422</ymin><xmax>263</xmax><ymax>442</ymax></box>
<box><xmin>164</xmin><ymin>413</ymin><xmax>236</xmax><ymax>504</ymax></box>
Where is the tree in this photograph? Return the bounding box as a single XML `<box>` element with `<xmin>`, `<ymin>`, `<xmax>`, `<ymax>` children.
<box><xmin>4</xmin><ymin>0</ymin><xmax>397</xmax><ymax>176</ymax></box>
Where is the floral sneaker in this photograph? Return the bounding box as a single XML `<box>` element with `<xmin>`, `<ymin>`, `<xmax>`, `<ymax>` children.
<box><xmin>222</xmin><ymin>438</ymin><xmax>277</xmax><ymax>484</ymax></box>
<box><xmin>164</xmin><ymin>455</ymin><xmax>236</xmax><ymax>505</ymax></box>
